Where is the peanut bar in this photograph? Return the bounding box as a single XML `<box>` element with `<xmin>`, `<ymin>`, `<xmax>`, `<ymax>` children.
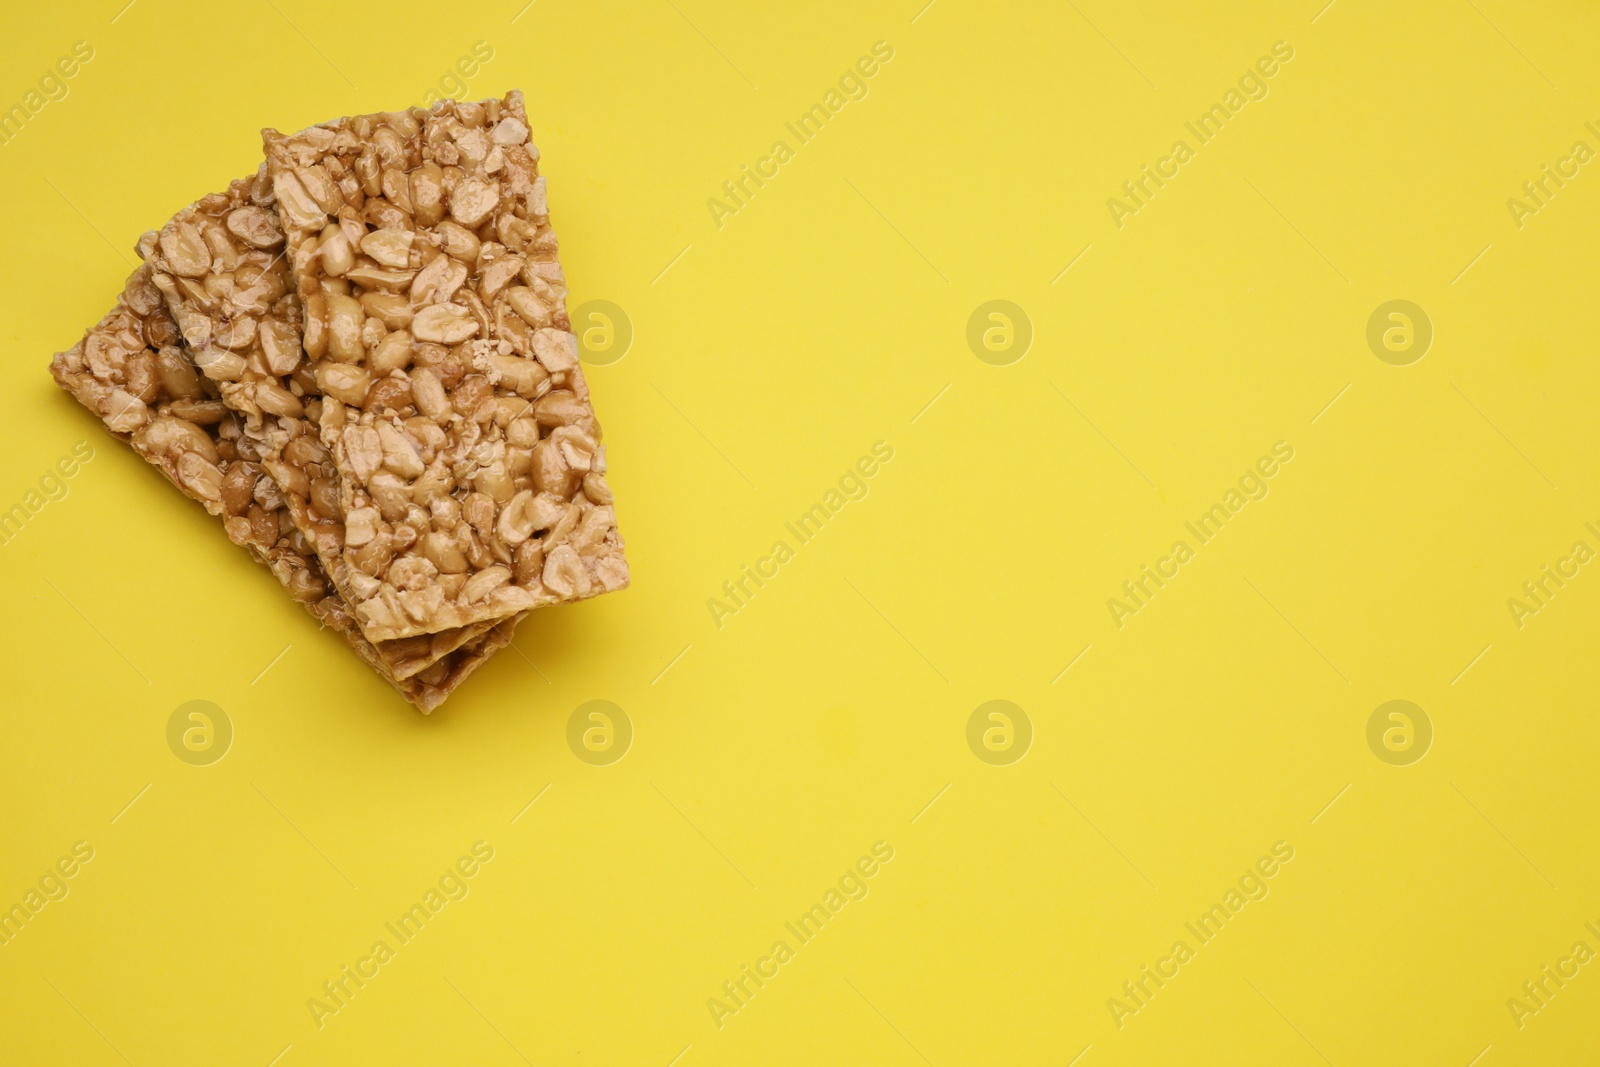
<box><xmin>138</xmin><ymin>171</ymin><xmax>498</xmax><ymax>676</ymax></box>
<box><xmin>49</xmin><ymin>264</ymin><xmax>511</xmax><ymax>710</ymax></box>
<box><xmin>261</xmin><ymin>90</ymin><xmax>628</xmax><ymax>642</ymax></box>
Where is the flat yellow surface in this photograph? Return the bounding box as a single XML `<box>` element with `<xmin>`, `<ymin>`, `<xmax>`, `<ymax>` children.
<box><xmin>3</xmin><ymin>1</ymin><xmax>1598</xmax><ymax>1064</ymax></box>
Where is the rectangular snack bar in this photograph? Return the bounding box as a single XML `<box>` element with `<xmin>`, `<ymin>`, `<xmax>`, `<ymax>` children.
<box><xmin>139</xmin><ymin>171</ymin><xmax>498</xmax><ymax>676</ymax></box>
<box><xmin>260</xmin><ymin>91</ymin><xmax>628</xmax><ymax>642</ymax></box>
<box><xmin>49</xmin><ymin>263</ymin><xmax>514</xmax><ymax>710</ymax></box>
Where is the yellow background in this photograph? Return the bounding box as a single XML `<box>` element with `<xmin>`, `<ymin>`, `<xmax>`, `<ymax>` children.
<box><xmin>3</xmin><ymin>0</ymin><xmax>1599</xmax><ymax>1063</ymax></box>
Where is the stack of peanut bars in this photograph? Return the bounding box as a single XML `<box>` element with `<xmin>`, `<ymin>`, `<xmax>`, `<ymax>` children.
<box><xmin>49</xmin><ymin>92</ymin><xmax>627</xmax><ymax>711</ymax></box>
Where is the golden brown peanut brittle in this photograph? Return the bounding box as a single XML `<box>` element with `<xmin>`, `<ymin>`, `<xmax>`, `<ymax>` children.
<box><xmin>49</xmin><ymin>263</ymin><xmax>510</xmax><ymax>710</ymax></box>
<box><xmin>138</xmin><ymin>171</ymin><xmax>500</xmax><ymax>677</ymax></box>
<box><xmin>260</xmin><ymin>91</ymin><xmax>627</xmax><ymax>642</ymax></box>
